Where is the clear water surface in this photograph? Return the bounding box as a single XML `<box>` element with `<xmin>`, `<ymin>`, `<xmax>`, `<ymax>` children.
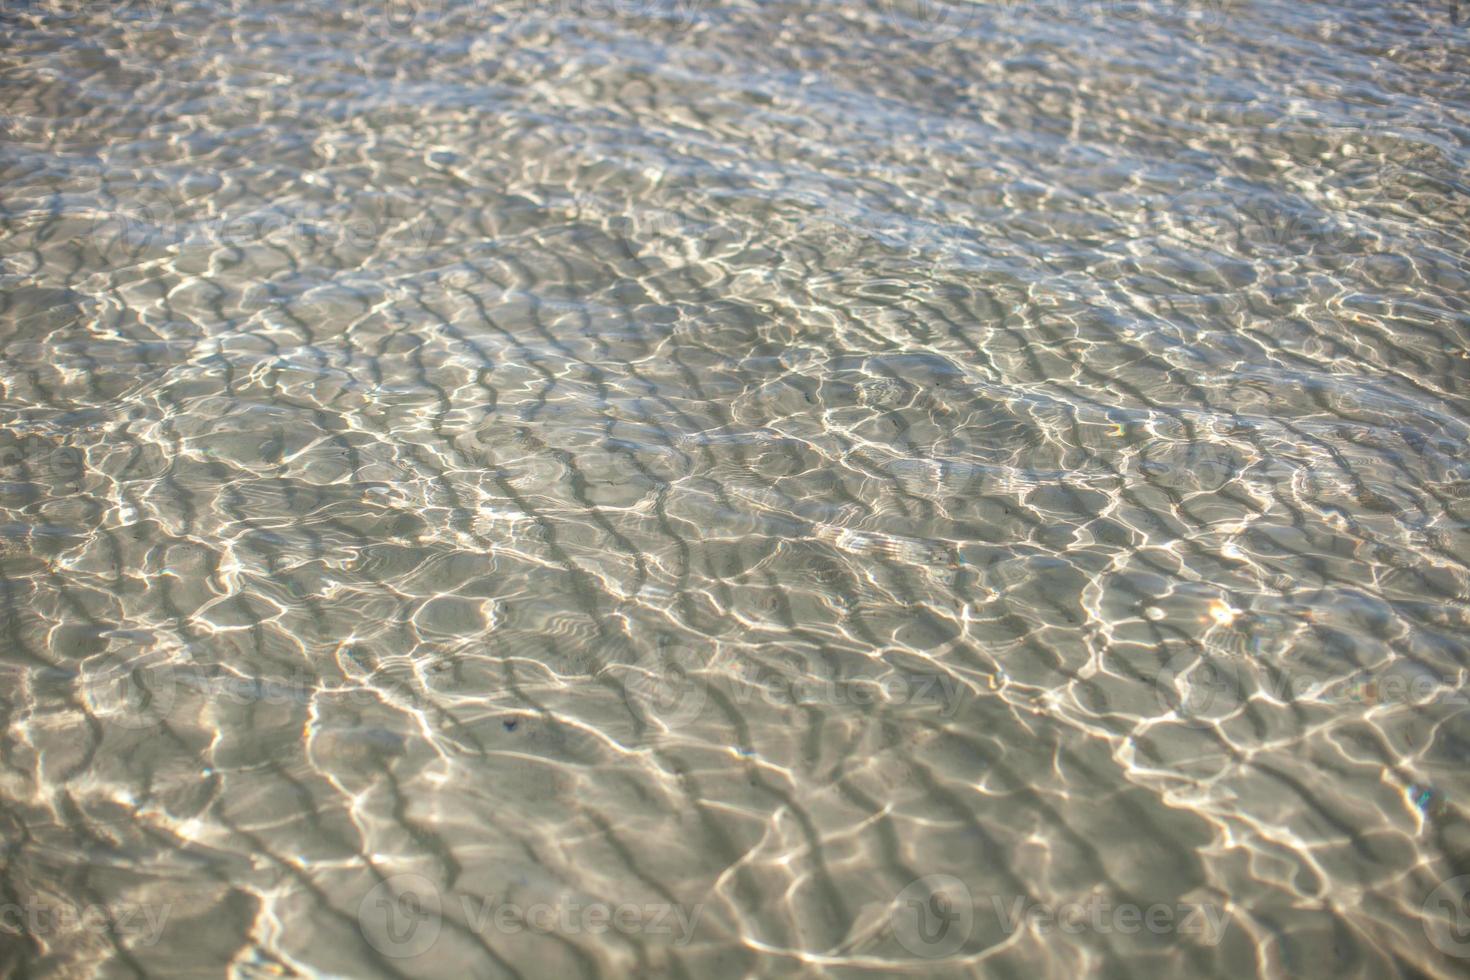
<box><xmin>1</xmin><ymin>0</ymin><xmax>1469</xmax><ymax>976</ymax></box>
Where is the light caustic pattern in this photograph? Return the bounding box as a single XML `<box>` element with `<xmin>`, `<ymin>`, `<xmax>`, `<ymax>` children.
<box><xmin>0</xmin><ymin>0</ymin><xmax>1468</xmax><ymax>977</ymax></box>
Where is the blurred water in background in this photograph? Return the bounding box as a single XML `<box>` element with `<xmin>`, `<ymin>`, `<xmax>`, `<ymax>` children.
<box><xmin>1</xmin><ymin>0</ymin><xmax>1469</xmax><ymax>975</ymax></box>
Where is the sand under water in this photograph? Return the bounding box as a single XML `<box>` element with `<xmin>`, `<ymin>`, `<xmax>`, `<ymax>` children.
<box><xmin>1</xmin><ymin>0</ymin><xmax>1469</xmax><ymax>976</ymax></box>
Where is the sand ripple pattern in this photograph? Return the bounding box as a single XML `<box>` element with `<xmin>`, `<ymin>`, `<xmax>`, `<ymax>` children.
<box><xmin>1</xmin><ymin>0</ymin><xmax>1468</xmax><ymax>976</ymax></box>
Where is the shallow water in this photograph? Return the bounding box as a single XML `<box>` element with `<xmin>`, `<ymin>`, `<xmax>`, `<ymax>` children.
<box><xmin>1</xmin><ymin>0</ymin><xmax>1469</xmax><ymax>976</ymax></box>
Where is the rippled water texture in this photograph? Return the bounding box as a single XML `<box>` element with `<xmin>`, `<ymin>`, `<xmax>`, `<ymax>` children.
<box><xmin>2</xmin><ymin>0</ymin><xmax>1469</xmax><ymax>976</ymax></box>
